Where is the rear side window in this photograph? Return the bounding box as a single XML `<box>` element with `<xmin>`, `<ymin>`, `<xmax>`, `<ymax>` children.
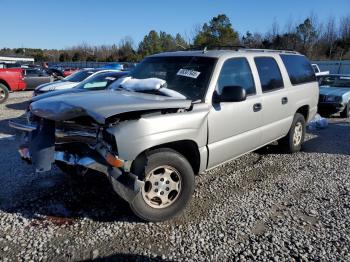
<box><xmin>217</xmin><ymin>58</ymin><xmax>256</xmax><ymax>95</ymax></box>
<box><xmin>280</xmin><ymin>54</ymin><xmax>316</xmax><ymax>85</ymax></box>
<box><xmin>254</xmin><ymin>57</ymin><xmax>284</xmax><ymax>92</ymax></box>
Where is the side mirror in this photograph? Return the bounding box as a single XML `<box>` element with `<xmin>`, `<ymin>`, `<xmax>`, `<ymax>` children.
<box><xmin>213</xmin><ymin>86</ymin><xmax>247</xmax><ymax>103</ymax></box>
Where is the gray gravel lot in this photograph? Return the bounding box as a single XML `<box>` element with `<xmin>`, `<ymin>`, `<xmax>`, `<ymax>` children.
<box><xmin>0</xmin><ymin>92</ymin><xmax>349</xmax><ymax>261</ymax></box>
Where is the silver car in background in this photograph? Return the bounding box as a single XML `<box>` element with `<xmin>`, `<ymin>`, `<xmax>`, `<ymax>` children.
<box><xmin>318</xmin><ymin>74</ymin><xmax>350</xmax><ymax>118</ymax></box>
<box><xmin>33</xmin><ymin>68</ymin><xmax>121</xmax><ymax>96</ymax></box>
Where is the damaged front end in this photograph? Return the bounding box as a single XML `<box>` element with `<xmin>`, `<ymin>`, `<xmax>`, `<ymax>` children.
<box><xmin>9</xmin><ymin>90</ymin><xmax>193</xmax><ymax>204</ymax></box>
<box><xmin>9</xmin><ymin>116</ymin><xmax>143</xmax><ymax>203</ymax></box>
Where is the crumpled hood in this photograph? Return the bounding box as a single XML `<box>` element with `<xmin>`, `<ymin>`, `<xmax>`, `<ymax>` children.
<box><xmin>319</xmin><ymin>86</ymin><xmax>350</xmax><ymax>96</ymax></box>
<box><xmin>35</xmin><ymin>81</ymin><xmax>78</xmax><ymax>92</ymax></box>
<box><xmin>30</xmin><ymin>90</ymin><xmax>192</xmax><ymax>124</ymax></box>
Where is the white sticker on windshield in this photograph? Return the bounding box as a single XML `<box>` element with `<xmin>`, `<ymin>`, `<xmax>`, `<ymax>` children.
<box><xmin>177</xmin><ymin>69</ymin><xmax>201</xmax><ymax>79</ymax></box>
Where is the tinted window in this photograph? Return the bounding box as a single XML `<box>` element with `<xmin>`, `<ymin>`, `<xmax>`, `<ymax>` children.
<box><xmin>255</xmin><ymin>57</ymin><xmax>284</xmax><ymax>92</ymax></box>
<box><xmin>280</xmin><ymin>55</ymin><xmax>316</xmax><ymax>85</ymax></box>
<box><xmin>25</xmin><ymin>69</ymin><xmax>38</xmax><ymax>75</ymax></box>
<box><xmin>217</xmin><ymin>58</ymin><xmax>256</xmax><ymax>95</ymax></box>
<box><xmin>320</xmin><ymin>75</ymin><xmax>350</xmax><ymax>88</ymax></box>
<box><xmin>65</xmin><ymin>70</ymin><xmax>96</xmax><ymax>82</ymax></box>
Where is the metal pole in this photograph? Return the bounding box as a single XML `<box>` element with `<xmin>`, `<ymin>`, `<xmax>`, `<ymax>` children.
<box><xmin>338</xmin><ymin>50</ymin><xmax>344</xmax><ymax>74</ymax></box>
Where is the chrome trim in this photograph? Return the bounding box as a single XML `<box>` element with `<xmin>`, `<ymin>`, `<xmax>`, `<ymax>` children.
<box><xmin>9</xmin><ymin>121</ymin><xmax>36</xmax><ymax>132</ymax></box>
<box><xmin>55</xmin><ymin>129</ymin><xmax>96</xmax><ymax>138</ymax></box>
<box><xmin>54</xmin><ymin>151</ymin><xmax>108</xmax><ymax>174</ymax></box>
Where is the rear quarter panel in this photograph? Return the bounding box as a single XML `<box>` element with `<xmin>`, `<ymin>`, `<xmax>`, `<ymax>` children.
<box><xmin>0</xmin><ymin>69</ymin><xmax>25</xmax><ymax>91</ymax></box>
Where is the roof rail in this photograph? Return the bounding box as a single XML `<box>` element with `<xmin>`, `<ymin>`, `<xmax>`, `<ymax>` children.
<box><xmin>239</xmin><ymin>48</ymin><xmax>299</xmax><ymax>54</ymax></box>
<box><xmin>186</xmin><ymin>45</ymin><xmax>246</xmax><ymax>52</ymax></box>
<box><xmin>184</xmin><ymin>45</ymin><xmax>299</xmax><ymax>54</ymax></box>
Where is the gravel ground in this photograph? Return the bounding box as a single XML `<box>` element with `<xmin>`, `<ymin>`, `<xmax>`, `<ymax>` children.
<box><xmin>0</xmin><ymin>92</ymin><xmax>349</xmax><ymax>262</ymax></box>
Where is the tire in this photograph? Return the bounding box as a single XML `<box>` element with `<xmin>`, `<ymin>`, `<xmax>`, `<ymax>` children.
<box><xmin>130</xmin><ymin>148</ymin><xmax>195</xmax><ymax>222</ymax></box>
<box><xmin>56</xmin><ymin>161</ymin><xmax>79</xmax><ymax>176</ymax></box>
<box><xmin>279</xmin><ymin>113</ymin><xmax>306</xmax><ymax>153</ymax></box>
<box><xmin>0</xmin><ymin>83</ymin><xmax>9</xmax><ymax>104</ymax></box>
<box><xmin>340</xmin><ymin>102</ymin><xmax>350</xmax><ymax>118</ymax></box>
<box><xmin>55</xmin><ymin>161</ymin><xmax>89</xmax><ymax>178</ymax></box>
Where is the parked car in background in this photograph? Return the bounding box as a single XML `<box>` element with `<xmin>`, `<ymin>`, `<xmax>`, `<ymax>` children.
<box><xmin>0</xmin><ymin>68</ymin><xmax>27</xmax><ymax>103</ymax></box>
<box><xmin>318</xmin><ymin>74</ymin><xmax>350</xmax><ymax>117</ymax></box>
<box><xmin>33</xmin><ymin>68</ymin><xmax>114</xmax><ymax>96</ymax></box>
<box><xmin>10</xmin><ymin>49</ymin><xmax>318</xmax><ymax>222</ymax></box>
<box><xmin>100</xmin><ymin>63</ymin><xmax>124</xmax><ymax>70</ymax></box>
<box><xmin>63</xmin><ymin>68</ymin><xmax>78</xmax><ymax>77</ymax></box>
<box><xmin>32</xmin><ymin>70</ymin><xmax>129</xmax><ymax>101</ymax></box>
<box><xmin>23</xmin><ymin>68</ymin><xmax>54</xmax><ymax>90</ymax></box>
<box><xmin>312</xmin><ymin>63</ymin><xmax>329</xmax><ymax>79</ymax></box>
<box><xmin>45</xmin><ymin>68</ymin><xmax>65</xmax><ymax>80</ymax></box>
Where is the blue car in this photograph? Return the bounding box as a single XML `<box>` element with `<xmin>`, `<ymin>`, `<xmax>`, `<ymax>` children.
<box><xmin>318</xmin><ymin>74</ymin><xmax>350</xmax><ymax>118</ymax></box>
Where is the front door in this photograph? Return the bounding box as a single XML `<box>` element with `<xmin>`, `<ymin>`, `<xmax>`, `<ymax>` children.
<box><xmin>207</xmin><ymin>57</ymin><xmax>263</xmax><ymax>168</ymax></box>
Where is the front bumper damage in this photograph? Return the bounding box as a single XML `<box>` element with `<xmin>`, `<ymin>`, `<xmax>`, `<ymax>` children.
<box><xmin>9</xmin><ymin>119</ymin><xmax>143</xmax><ymax>203</ymax></box>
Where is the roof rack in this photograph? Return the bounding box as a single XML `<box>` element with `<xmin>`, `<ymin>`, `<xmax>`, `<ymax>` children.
<box><xmin>241</xmin><ymin>48</ymin><xmax>299</xmax><ymax>54</ymax></box>
<box><xmin>184</xmin><ymin>45</ymin><xmax>299</xmax><ymax>54</ymax></box>
<box><xmin>186</xmin><ymin>45</ymin><xmax>246</xmax><ymax>52</ymax></box>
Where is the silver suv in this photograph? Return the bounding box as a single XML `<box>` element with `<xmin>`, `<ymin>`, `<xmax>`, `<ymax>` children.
<box><xmin>10</xmin><ymin>48</ymin><xmax>319</xmax><ymax>221</ymax></box>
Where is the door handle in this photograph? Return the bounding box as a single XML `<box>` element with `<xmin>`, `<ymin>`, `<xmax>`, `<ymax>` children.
<box><xmin>253</xmin><ymin>103</ymin><xmax>262</xmax><ymax>112</ymax></box>
<box><xmin>282</xmin><ymin>97</ymin><xmax>288</xmax><ymax>105</ymax></box>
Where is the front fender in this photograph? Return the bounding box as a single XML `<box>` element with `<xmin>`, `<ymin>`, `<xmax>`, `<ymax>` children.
<box><xmin>106</xmin><ymin>104</ymin><xmax>209</xmax><ymax>160</ymax></box>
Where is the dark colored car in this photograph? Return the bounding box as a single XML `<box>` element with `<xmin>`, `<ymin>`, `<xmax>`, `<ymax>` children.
<box><xmin>45</xmin><ymin>68</ymin><xmax>64</xmax><ymax>80</ymax></box>
<box><xmin>23</xmin><ymin>68</ymin><xmax>53</xmax><ymax>90</ymax></box>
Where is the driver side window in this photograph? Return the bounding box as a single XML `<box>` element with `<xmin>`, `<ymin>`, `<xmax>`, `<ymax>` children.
<box><xmin>217</xmin><ymin>58</ymin><xmax>256</xmax><ymax>96</ymax></box>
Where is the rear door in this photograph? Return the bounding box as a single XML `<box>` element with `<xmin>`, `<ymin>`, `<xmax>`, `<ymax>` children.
<box><xmin>253</xmin><ymin>56</ymin><xmax>292</xmax><ymax>144</ymax></box>
<box><xmin>207</xmin><ymin>57</ymin><xmax>263</xmax><ymax>168</ymax></box>
<box><xmin>24</xmin><ymin>69</ymin><xmax>52</xmax><ymax>89</ymax></box>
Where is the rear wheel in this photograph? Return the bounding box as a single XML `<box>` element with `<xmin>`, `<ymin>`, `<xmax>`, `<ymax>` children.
<box><xmin>0</xmin><ymin>84</ymin><xmax>9</xmax><ymax>104</ymax></box>
<box><xmin>279</xmin><ymin>113</ymin><xmax>306</xmax><ymax>153</ymax></box>
<box><xmin>130</xmin><ymin>148</ymin><xmax>195</xmax><ymax>222</ymax></box>
<box><xmin>340</xmin><ymin>102</ymin><xmax>350</xmax><ymax>118</ymax></box>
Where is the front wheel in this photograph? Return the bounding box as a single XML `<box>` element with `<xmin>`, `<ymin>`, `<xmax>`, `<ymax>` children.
<box><xmin>130</xmin><ymin>148</ymin><xmax>195</xmax><ymax>222</ymax></box>
<box><xmin>0</xmin><ymin>84</ymin><xmax>9</xmax><ymax>104</ymax></box>
<box><xmin>340</xmin><ymin>102</ymin><xmax>350</xmax><ymax>118</ymax></box>
<box><xmin>279</xmin><ymin>113</ymin><xmax>306</xmax><ymax>153</ymax></box>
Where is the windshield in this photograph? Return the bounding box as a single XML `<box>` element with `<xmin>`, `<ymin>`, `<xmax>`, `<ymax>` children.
<box><xmin>130</xmin><ymin>56</ymin><xmax>217</xmax><ymax>101</ymax></box>
<box><xmin>64</xmin><ymin>70</ymin><xmax>96</xmax><ymax>82</ymax></box>
<box><xmin>320</xmin><ymin>75</ymin><xmax>350</xmax><ymax>88</ymax></box>
<box><xmin>75</xmin><ymin>72</ymin><xmax>128</xmax><ymax>90</ymax></box>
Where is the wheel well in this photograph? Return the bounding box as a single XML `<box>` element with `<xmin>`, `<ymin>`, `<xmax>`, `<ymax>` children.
<box><xmin>296</xmin><ymin>105</ymin><xmax>309</xmax><ymax>121</ymax></box>
<box><xmin>133</xmin><ymin>140</ymin><xmax>201</xmax><ymax>175</ymax></box>
<box><xmin>0</xmin><ymin>80</ymin><xmax>10</xmax><ymax>91</ymax></box>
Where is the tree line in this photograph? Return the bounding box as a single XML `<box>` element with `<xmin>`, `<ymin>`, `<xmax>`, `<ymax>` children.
<box><xmin>1</xmin><ymin>14</ymin><xmax>349</xmax><ymax>63</ymax></box>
